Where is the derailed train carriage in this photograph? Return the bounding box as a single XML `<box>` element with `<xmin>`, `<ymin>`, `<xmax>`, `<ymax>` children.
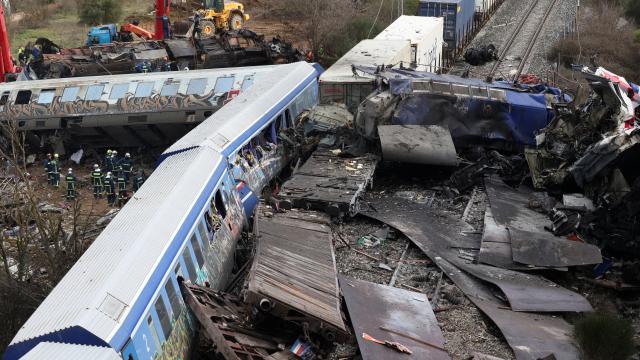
<box><xmin>4</xmin><ymin>61</ymin><xmax>322</xmax><ymax>360</ymax></box>
<box><xmin>0</xmin><ymin>65</ymin><xmax>282</xmax><ymax>150</ymax></box>
<box><xmin>355</xmin><ymin>67</ymin><xmax>572</xmax><ymax>148</ymax></box>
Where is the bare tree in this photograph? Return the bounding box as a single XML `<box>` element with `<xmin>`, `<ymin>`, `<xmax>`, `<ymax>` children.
<box><xmin>0</xmin><ymin>121</ymin><xmax>104</xmax><ymax>350</ymax></box>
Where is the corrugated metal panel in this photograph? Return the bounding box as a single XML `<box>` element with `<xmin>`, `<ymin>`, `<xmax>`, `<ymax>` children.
<box><xmin>10</xmin><ymin>146</ymin><xmax>221</xmax><ymax>347</ymax></box>
<box><xmin>320</xmin><ymin>39</ymin><xmax>412</xmax><ymax>84</ymax></box>
<box><xmin>374</xmin><ymin>15</ymin><xmax>444</xmax><ymax>71</ymax></box>
<box><xmin>22</xmin><ymin>342</ymin><xmax>120</xmax><ymax>360</ymax></box>
<box><xmin>0</xmin><ymin>64</ymin><xmax>276</xmax><ymax>92</ymax></box>
<box><xmin>165</xmin><ymin>62</ymin><xmax>319</xmax><ymax>155</ymax></box>
<box><xmin>475</xmin><ymin>0</ymin><xmax>497</xmax><ymax>12</ymax></box>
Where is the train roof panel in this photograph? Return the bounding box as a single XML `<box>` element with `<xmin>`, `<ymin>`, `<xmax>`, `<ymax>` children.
<box><xmin>319</xmin><ymin>39</ymin><xmax>412</xmax><ymax>84</ymax></box>
<box><xmin>0</xmin><ymin>64</ymin><xmax>277</xmax><ymax>91</ymax></box>
<box><xmin>8</xmin><ymin>146</ymin><xmax>224</xmax><ymax>358</ymax></box>
<box><xmin>164</xmin><ymin>61</ymin><xmax>320</xmax><ymax>157</ymax></box>
<box><xmin>21</xmin><ymin>342</ymin><xmax>120</xmax><ymax>360</ymax></box>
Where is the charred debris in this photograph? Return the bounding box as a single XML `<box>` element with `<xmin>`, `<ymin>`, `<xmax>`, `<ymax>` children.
<box><xmin>23</xmin><ymin>29</ymin><xmax>303</xmax><ymax>80</ymax></box>
<box><xmin>178</xmin><ymin>64</ymin><xmax>640</xmax><ymax>359</ymax></box>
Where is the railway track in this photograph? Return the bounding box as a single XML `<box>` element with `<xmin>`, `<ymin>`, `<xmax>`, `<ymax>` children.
<box><xmin>487</xmin><ymin>0</ymin><xmax>560</xmax><ymax>81</ymax></box>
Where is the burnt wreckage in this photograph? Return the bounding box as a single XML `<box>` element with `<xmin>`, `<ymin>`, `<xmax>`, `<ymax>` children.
<box><xmin>24</xmin><ymin>30</ymin><xmax>303</xmax><ymax>80</ymax></box>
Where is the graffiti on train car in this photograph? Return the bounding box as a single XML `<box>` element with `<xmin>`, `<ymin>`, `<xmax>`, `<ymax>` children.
<box><xmin>0</xmin><ymin>89</ymin><xmax>235</xmax><ymax>121</ymax></box>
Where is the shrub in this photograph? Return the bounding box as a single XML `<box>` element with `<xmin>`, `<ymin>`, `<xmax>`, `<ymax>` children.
<box><xmin>547</xmin><ymin>37</ymin><xmax>581</xmax><ymax>68</ymax></box>
<box><xmin>574</xmin><ymin>312</ymin><xmax>635</xmax><ymax>360</ymax></box>
<box><xmin>624</xmin><ymin>0</ymin><xmax>640</xmax><ymax>23</ymax></box>
<box><xmin>77</xmin><ymin>0</ymin><xmax>122</xmax><ymax>25</ymax></box>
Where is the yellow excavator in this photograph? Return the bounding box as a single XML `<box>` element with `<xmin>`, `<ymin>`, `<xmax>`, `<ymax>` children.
<box><xmin>198</xmin><ymin>0</ymin><xmax>250</xmax><ymax>38</ymax></box>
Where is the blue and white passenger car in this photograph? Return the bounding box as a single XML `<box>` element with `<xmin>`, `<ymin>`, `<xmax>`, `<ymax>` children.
<box><xmin>4</xmin><ymin>61</ymin><xmax>322</xmax><ymax>360</ymax></box>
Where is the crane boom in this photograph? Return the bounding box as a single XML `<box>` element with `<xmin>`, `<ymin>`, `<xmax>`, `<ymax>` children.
<box><xmin>0</xmin><ymin>1</ymin><xmax>16</xmax><ymax>81</ymax></box>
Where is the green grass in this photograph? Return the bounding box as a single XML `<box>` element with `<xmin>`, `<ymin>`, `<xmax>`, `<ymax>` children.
<box><xmin>574</xmin><ymin>312</ymin><xmax>636</xmax><ymax>360</ymax></box>
<box><xmin>10</xmin><ymin>11</ymin><xmax>89</xmax><ymax>55</ymax></box>
<box><xmin>9</xmin><ymin>1</ymin><xmax>148</xmax><ymax>57</ymax></box>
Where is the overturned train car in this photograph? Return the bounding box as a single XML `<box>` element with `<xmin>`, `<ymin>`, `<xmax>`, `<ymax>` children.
<box><xmin>4</xmin><ymin>62</ymin><xmax>322</xmax><ymax>360</ymax></box>
<box><xmin>0</xmin><ymin>65</ymin><xmax>281</xmax><ymax>149</ymax></box>
<box><xmin>355</xmin><ymin>67</ymin><xmax>572</xmax><ymax>148</ymax></box>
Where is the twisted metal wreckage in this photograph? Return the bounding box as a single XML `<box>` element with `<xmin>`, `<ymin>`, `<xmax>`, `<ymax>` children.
<box><xmin>23</xmin><ymin>30</ymin><xmax>303</xmax><ymax>80</ymax></box>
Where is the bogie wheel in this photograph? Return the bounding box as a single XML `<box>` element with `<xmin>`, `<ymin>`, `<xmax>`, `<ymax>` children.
<box><xmin>229</xmin><ymin>12</ymin><xmax>244</xmax><ymax>30</ymax></box>
<box><xmin>200</xmin><ymin>20</ymin><xmax>217</xmax><ymax>38</ymax></box>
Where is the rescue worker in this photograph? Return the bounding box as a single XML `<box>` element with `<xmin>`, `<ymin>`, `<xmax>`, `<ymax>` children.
<box><xmin>121</xmin><ymin>153</ymin><xmax>133</xmax><ymax>183</ymax></box>
<box><xmin>133</xmin><ymin>170</ymin><xmax>146</xmax><ymax>192</ymax></box>
<box><xmin>65</xmin><ymin>168</ymin><xmax>76</xmax><ymax>200</ymax></box>
<box><xmin>116</xmin><ymin>168</ymin><xmax>128</xmax><ymax>207</ymax></box>
<box><xmin>104</xmin><ymin>172</ymin><xmax>116</xmax><ymax>206</ymax></box>
<box><xmin>50</xmin><ymin>153</ymin><xmax>60</xmax><ymax>188</ymax></box>
<box><xmin>91</xmin><ymin>164</ymin><xmax>104</xmax><ymax>198</ymax></box>
<box><xmin>17</xmin><ymin>47</ymin><xmax>26</xmax><ymax>67</ymax></box>
<box><xmin>105</xmin><ymin>149</ymin><xmax>114</xmax><ymax>172</ymax></box>
<box><xmin>112</xmin><ymin>150</ymin><xmax>120</xmax><ymax>170</ymax></box>
<box><xmin>117</xmin><ymin>167</ymin><xmax>127</xmax><ymax>193</ymax></box>
<box><xmin>43</xmin><ymin>153</ymin><xmax>52</xmax><ymax>184</ymax></box>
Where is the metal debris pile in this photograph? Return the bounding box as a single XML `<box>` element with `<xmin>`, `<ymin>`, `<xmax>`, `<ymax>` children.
<box><xmin>23</xmin><ymin>29</ymin><xmax>303</xmax><ymax>80</ymax></box>
<box><xmin>177</xmin><ymin>64</ymin><xmax>640</xmax><ymax>359</ymax></box>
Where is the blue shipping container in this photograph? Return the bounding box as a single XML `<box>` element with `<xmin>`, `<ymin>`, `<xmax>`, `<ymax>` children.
<box><xmin>418</xmin><ymin>0</ymin><xmax>475</xmax><ymax>50</ymax></box>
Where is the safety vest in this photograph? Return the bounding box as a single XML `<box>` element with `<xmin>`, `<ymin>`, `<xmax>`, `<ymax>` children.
<box><xmin>121</xmin><ymin>160</ymin><xmax>132</xmax><ymax>172</ymax></box>
<box><xmin>91</xmin><ymin>170</ymin><xmax>103</xmax><ymax>184</ymax></box>
<box><xmin>66</xmin><ymin>175</ymin><xmax>76</xmax><ymax>189</ymax></box>
<box><xmin>104</xmin><ymin>178</ymin><xmax>115</xmax><ymax>194</ymax></box>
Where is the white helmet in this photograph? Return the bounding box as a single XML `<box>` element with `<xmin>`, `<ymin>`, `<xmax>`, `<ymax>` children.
<box><xmin>68</xmin><ymin>168</ymin><xmax>73</xmax><ymax>173</ymax></box>
<box><xmin>106</xmin><ymin>172</ymin><xmax>112</xmax><ymax>177</ymax></box>
<box><xmin>94</xmin><ymin>164</ymin><xmax>99</xmax><ymax>169</ymax></box>
<box><xmin>125</xmin><ymin>153</ymin><xmax>131</xmax><ymax>157</ymax></box>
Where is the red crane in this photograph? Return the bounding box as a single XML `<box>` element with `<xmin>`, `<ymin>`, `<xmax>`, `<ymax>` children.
<box><xmin>154</xmin><ymin>0</ymin><xmax>171</xmax><ymax>40</ymax></box>
<box><xmin>0</xmin><ymin>1</ymin><xmax>17</xmax><ymax>82</ymax></box>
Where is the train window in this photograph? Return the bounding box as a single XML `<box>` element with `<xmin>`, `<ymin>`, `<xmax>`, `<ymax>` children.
<box><xmin>61</xmin><ymin>87</ymin><xmax>80</xmax><ymax>102</ymax></box>
<box><xmin>275</xmin><ymin>114</ymin><xmax>284</xmax><ymax>131</ymax></box>
<box><xmin>214</xmin><ymin>190</ymin><xmax>227</xmax><ymax>219</ymax></box>
<box><xmin>241</xmin><ymin>75</ymin><xmax>254</xmax><ymax>91</ymax></box>
<box><xmin>174</xmin><ymin>263</ymin><xmax>183</xmax><ymax>279</ymax></box>
<box><xmin>452</xmin><ymin>84</ymin><xmax>470</xmax><ymax>96</ymax></box>
<box><xmin>190</xmin><ymin>234</ymin><xmax>204</xmax><ymax>268</ymax></box>
<box><xmin>15</xmin><ymin>90</ymin><xmax>32</xmax><ymax>105</ymax></box>
<box><xmin>110</xmin><ymin>84</ymin><xmax>130</xmax><ymax>99</ymax></box>
<box><xmin>214</xmin><ymin>76</ymin><xmax>234</xmax><ymax>93</ymax></box>
<box><xmin>285</xmin><ymin>109</ymin><xmax>293</xmax><ymax>128</ymax></box>
<box><xmin>154</xmin><ymin>295</ymin><xmax>172</xmax><ymax>339</ymax></box>
<box><xmin>0</xmin><ymin>91</ymin><xmax>8</xmax><ymax>106</ymax></box>
<box><xmin>85</xmin><ymin>85</ymin><xmax>104</xmax><ymax>101</ymax></box>
<box><xmin>186</xmin><ymin>78</ymin><xmax>207</xmax><ymax>95</ymax></box>
<box><xmin>470</xmin><ymin>86</ymin><xmax>489</xmax><ymax>98</ymax></box>
<box><xmin>160</xmin><ymin>82</ymin><xmax>180</xmax><ymax>97</ymax></box>
<box><xmin>182</xmin><ymin>248</ymin><xmax>197</xmax><ymax>282</ymax></box>
<box><xmin>134</xmin><ymin>82</ymin><xmax>154</xmax><ymax>98</ymax></box>
<box><xmin>37</xmin><ymin>89</ymin><xmax>56</xmax><ymax>104</ymax></box>
<box><xmin>197</xmin><ymin>220</ymin><xmax>208</xmax><ymax>244</ymax></box>
<box><xmin>146</xmin><ymin>315</ymin><xmax>161</xmax><ymax>355</ymax></box>
<box><xmin>164</xmin><ymin>279</ymin><xmax>182</xmax><ymax>320</ymax></box>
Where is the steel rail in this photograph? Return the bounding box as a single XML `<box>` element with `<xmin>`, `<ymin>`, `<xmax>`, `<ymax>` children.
<box><xmin>515</xmin><ymin>0</ymin><xmax>560</xmax><ymax>78</ymax></box>
<box><xmin>487</xmin><ymin>0</ymin><xmax>541</xmax><ymax>81</ymax></box>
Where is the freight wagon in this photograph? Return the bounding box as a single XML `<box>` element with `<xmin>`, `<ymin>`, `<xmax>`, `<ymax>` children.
<box><xmin>418</xmin><ymin>0</ymin><xmax>475</xmax><ymax>52</ymax></box>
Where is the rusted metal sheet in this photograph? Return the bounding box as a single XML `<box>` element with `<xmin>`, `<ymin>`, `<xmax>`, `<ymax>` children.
<box><xmin>378</xmin><ymin>125</ymin><xmax>458</xmax><ymax>166</ymax></box>
<box><xmin>435</xmin><ymin>257</ymin><xmax>580</xmax><ymax>360</ymax></box>
<box><xmin>246</xmin><ymin>208</ymin><xmax>347</xmax><ymax>339</ymax></box>
<box><xmin>339</xmin><ymin>275</ymin><xmax>450</xmax><ymax>360</ymax></box>
<box><xmin>484</xmin><ymin>176</ymin><xmax>602</xmax><ymax>267</ymax></box>
<box><xmin>179</xmin><ymin>282</ymin><xmax>279</xmax><ymax>360</ymax></box>
<box><xmin>509</xmin><ymin>228</ymin><xmax>603</xmax><ymax>267</ymax></box>
<box><xmin>280</xmin><ymin>149</ymin><xmax>378</xmax><ymax>216</ymax></box>
<box><xmin>361</xmin><ymin>195</ymin><xmax>593</xmax><ymax>312</ymax></box>
<box><xmin>479</xmin><ymin>208</ymin><xmax>559</xmax><ymax>271</ymax></box>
